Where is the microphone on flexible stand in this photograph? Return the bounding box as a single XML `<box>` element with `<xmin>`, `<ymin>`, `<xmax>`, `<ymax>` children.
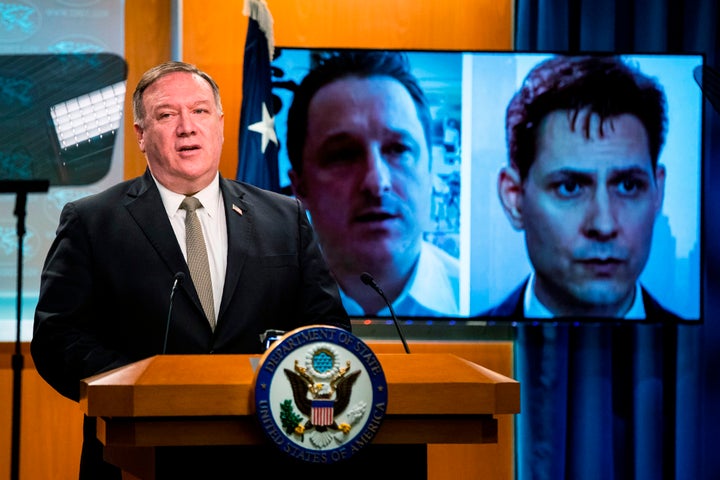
<box><xmin>360</xmin><ymin>272</ymin><xmax>411</xmax><ymax>354</ymax></box>
<box><xmin>259</xmin><ymin>329</ymin><xmax>286</xmax><ymax>351</ymax></box>
<box><xmin>163</xmin><ymin>272</ymin><xmax>185</xmax><ymax>354</ymax></box>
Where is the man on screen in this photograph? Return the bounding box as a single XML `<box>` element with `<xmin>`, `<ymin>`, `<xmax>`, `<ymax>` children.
<box><xmin>490</xmin><ymin>55</ymin><xmax>681</xmax><ymax>320</ymax></box>
<box><xmin>286</xmin><ymin>51</ymin><xmax>460</xmax><ymax>317</ymax></box>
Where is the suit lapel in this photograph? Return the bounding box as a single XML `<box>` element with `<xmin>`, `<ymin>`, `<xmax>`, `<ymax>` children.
<box><xmin>489</xmin><ymin>278</ymin><xmax>528</xmax><ymax>317</ymax></box>
<box><xmin>124</xmin><ymin>171</ymin><xmax>189</xmax><ymax>285</ymax></box>
<box><xmin>219</xmin><ymin>178</ymin><xmax>251</xmax><ymax>319</ymax></box>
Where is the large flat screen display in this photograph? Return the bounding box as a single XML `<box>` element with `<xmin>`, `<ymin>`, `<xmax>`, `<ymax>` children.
<box><xmin>269</xmin><ymin>48</ymin><xmax>703</xmax><ymax>322</ymax></box>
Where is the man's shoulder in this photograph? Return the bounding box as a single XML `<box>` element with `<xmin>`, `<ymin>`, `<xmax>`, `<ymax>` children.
<box><xmin>223</xmin><ymin>178</ymin><xmax>288</xmax><ymax>199</ymax></box>
<box><xmin>641</xmin><ymin>287</ymin><xmax>683</xmax><ymax>322</ymax></box>
<box><xmin>222</xmin><ymin>178</ymin><xmax>298</xmax><ymax>207</ymax></box>
<box><xmin>69</xmin><ymin>175</ymin><xmax>148</xmax><ymax>210</ymax></box>
<box><xmin>482</xmin><ymin>280</ymin><xmax>527</xmax><ymax>318</ymax></box>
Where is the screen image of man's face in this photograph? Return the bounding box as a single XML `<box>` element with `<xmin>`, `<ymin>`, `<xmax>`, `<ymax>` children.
<box><xmin>290</xmin><ymin>76</ymin><xmax>431</xmax><ymax>278</ymax></box>
<box><xmin>518</xmin><ymin>109</ymin><xmax>665</xmax><ymax>317</ymax></box>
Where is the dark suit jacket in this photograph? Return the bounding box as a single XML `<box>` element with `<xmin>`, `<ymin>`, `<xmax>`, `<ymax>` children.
<box><xmin>485</xmin><ymin>277</ymin><xmax>683</xmax><ymax>322</ymax></box>
<box><xmin>30</xmin><ymin>171</ymin><xmax>351</xmax><ymax>478</ymax></box>
<box><xmin>32</xmin><ymin>170</ymin><xmax>350</xmax><ymax>399</ymax></box>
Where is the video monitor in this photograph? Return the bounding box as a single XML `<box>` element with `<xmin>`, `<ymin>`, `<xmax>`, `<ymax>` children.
<box><xmin>269</xmin><ymin>48</ymin><xmax>703</xmax><ymax>323</ymax></box>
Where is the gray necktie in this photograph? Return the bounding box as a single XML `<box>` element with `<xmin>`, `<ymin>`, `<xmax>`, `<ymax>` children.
<box><xmin>180</xmin><ymin>196</ymin><xmax>216</xmax><ymax>330</ymax></box>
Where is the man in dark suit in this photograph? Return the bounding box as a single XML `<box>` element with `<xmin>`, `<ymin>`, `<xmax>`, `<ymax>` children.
<box><xmin>30</xmin><ymin>61</ymin><xmax>351</xmax><ymax>479</ymax></box>
<box><xmin>491</xmin><ymin>55</ymin><xmax>680</xmax><ymax>320</ymax></box>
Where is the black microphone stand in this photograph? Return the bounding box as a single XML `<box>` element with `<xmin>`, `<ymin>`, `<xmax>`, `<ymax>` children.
<box><xmin>1</xmin><ymin>180</ymin><xmax>50</xmax><ymax>480</ymax></box>
<box><xmin>360</xmin><ymin>272</ymin><xmax>411</xmax><ymax>354</ymax></box>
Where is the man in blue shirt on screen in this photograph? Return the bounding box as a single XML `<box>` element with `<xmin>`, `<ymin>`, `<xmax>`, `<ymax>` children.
<box><xmin>286</xmin><ymin>50</ymin><xmax>459</xmax><ymax>318</ymax></box>
<box><xmin>489</xmin><ymin>55</ymin><xmax>681</xmax><ymax>320</ymax></box>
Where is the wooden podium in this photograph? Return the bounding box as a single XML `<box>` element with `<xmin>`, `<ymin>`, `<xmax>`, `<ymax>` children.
<box><xmin>81</xmin><ymin>353</ymin><xmax>519</xmax><ymax>479</ymax></box>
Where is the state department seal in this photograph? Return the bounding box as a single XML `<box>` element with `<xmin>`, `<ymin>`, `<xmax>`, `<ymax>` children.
<box><xmin>253</xmin><ymin>325</ymin><xmax>388</xmax><ymax>464</ymax></box>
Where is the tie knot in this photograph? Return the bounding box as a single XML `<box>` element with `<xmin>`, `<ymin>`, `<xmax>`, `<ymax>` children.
<box><xmin>180</xmin><ymin>196</ymin><xmax>203</xmax><ymax>213</ymax></box>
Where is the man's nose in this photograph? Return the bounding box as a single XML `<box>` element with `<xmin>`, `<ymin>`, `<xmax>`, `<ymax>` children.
<box><xmin>361</xmin><ymin>148</ymin><xmax>392</xmax><ymax>195</ymax></box>
<box><xmin>584</xmin><ymin>188</ymin><xmax>619</xmax><ymax>239</ymax></box>
<box><xmin>176</xmin><ymin>112</ymin><xmax>196</xmax><ymax>135</ymax></box>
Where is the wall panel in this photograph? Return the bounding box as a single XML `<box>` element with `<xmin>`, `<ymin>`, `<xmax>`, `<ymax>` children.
<box><xmin>123</xmin><ymin>0</ymin><xmax>173</xmax><ymax>179</ymax></box>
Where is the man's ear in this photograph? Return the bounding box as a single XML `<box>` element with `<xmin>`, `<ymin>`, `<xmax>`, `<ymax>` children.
<box><xmin>497</xmin><ymin>165</ymin><xmax>525</xmax><ymax>231</ymax></box>
<box><xmin>133</xmin><ymin>124</ymin><xmax>145</xmax><ymax>153</ymax></box>
<box><xmin>653</xmin><ymin>163</ymin><xmax>666</xmax><ymax>215</ymax></box>
<box><xmin>288</xmin><ymin>169</ymin><xmax>306</xmax><ymax>200</ymax></box>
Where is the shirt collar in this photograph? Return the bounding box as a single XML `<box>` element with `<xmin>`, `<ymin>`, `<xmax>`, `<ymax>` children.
<box><xmin>154</xmin><ymin>172</ymin><xmax>221</xmax><ymax>218</ymax></box>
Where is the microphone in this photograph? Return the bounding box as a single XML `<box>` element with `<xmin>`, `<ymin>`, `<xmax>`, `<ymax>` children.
<box><xmin>259</xmin><ymin>329</ymin><xmax>286</xmax><ymax>351</ymax></box>
<box><xmin>360</xmin><ymin>272</ymin><xmax>411</xmax><ymax>354</ymax></box>
<box><xmin>163</xmin><ymin>272</ymin><xmax>185</xmax><ymax>354</ymax></box>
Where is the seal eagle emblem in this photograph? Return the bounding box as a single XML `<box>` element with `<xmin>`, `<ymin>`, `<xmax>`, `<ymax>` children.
<box><xmin>253</xmin><ymin>326</ymin><xmax>388</xmax><ymax>464</ymax></box>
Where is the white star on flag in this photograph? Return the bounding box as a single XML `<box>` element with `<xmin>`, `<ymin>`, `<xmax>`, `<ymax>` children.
<box><xmin>247</xmin><ymin>102</ymin><xmax>278</xmax><ymax>153</ymax></box>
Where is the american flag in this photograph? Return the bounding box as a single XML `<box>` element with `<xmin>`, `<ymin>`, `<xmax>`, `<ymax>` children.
<box><xmin>311</xmin><ymin>399</ymin><xmax>335</xmax><ymax>426</ymax></box>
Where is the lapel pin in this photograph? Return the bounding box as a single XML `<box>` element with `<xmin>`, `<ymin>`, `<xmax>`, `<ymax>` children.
<box><xmin>232</xmin><ymin>204</ymin><xmax>243</xmax><ymax>216</ymax></box>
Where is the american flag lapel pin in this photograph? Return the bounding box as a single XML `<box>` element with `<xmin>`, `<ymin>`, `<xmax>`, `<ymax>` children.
<box><xmin>232</xmin><ymin>204</ymin><xmax>243</xmax><ymax>216</ymax></box>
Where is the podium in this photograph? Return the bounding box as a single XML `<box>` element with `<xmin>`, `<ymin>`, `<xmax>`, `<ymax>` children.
<box><xmin>81</xmin><ymin>353</ymin><xmax>519</xmax><ymax>479</ymax></box>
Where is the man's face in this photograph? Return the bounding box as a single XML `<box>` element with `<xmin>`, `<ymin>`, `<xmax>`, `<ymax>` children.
<box><xmin>289</xmin><ymin>76</ymin><xmax>431</xmax><ymax>276</ymax></box>
<box><xmin>503</xmin><ymin>109</ymin><xmax>665</xmax><ymax>316</ymax></box>
<box><xmin>134</xmin><ymin>71</ymin><xmax>224</xmax><ymax>194</ymax></box>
